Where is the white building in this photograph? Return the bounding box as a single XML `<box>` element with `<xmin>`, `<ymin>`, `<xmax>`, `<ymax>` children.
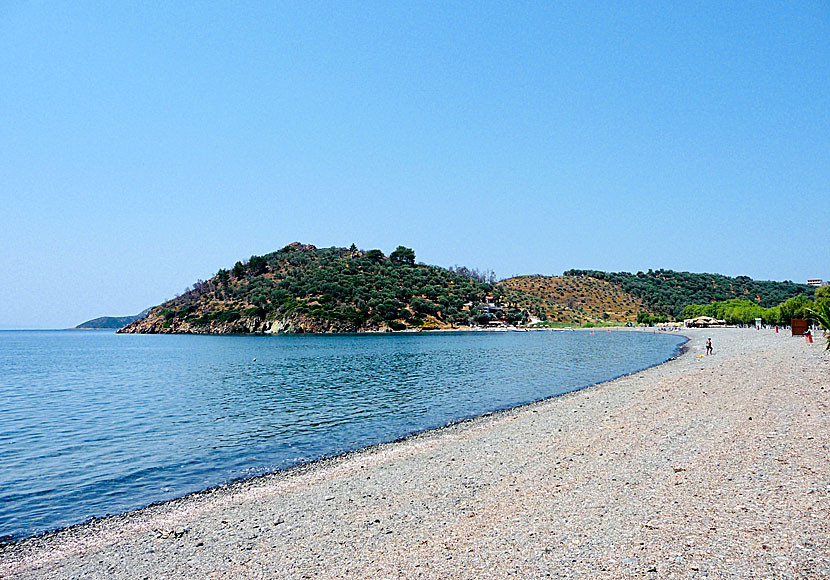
<box><xmin>807</xmin><ymin>278</ymin><xmax>823</xmax><ymax>287</ymax></box>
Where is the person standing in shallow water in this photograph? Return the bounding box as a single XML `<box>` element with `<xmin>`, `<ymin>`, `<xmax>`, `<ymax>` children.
<box><xmin>706</xmin><ymin>338</ymin><xmax>713</xmax><ymax>355</ymax></box>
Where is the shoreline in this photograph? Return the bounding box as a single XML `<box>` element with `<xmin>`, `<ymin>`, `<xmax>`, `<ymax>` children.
<box><xmin>117</xmin><ymin>320</ymin><xmax>677</xmax><ymax>335</ymax></box>
<box><xmin>1</xmin><ymin>329</ymin><xmax>687</xmax><ymax>546</ymax></box>
<box><xmin>3</xmin><ymin>328</ymin><xmax>827</xmax><ymax>578</ymax></box>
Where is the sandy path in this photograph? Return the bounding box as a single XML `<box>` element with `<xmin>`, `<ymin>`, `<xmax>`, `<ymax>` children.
<box><xmin>2</xmin><ymin>328</ymin><xmax>828</xmax><ymax>579</ymax></box>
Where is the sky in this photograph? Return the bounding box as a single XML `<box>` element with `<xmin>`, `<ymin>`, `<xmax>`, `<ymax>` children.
<box><xmin>1</xmin><ymin>2</ymin><xmax>828</xmax><ymax>329</ymax></box>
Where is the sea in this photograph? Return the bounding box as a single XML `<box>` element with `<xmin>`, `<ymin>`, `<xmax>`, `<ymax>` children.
<box><xmin>0</xmin><ymin>329</ymin><xmax>685</xmax><ymax>541</ymax></box>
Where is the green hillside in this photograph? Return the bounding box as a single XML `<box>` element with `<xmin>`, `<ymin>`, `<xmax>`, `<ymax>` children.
<box><xmin>119</xmin><ymin>243</ymin><xmax>496</xmax><ymax>334</ymax></box>
<box><xmin>564</xmin><ymin>269</ymin><xmax>815</xmax><ymax>318</ymax></box>
<box><xmin>76</xmin><ymin>308</ymin><xmax>150</xmax><ymax>329</ymax></box>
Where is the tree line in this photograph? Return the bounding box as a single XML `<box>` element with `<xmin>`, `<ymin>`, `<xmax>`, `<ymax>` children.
<box><xmin>566</xmin><ymin>268</ymin><xmax>814</xmax><ymax>318</ymax></box>
<box><xmin>681</xmin><ymin>286</ymin><xmax>830</xmax><ymax>327</ymax></box>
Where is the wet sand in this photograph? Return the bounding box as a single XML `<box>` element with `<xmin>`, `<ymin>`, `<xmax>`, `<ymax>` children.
<box><xmin>2</xmin><ymin>328</ymin><xmax>828</xmax><ymax>579</ymax></box>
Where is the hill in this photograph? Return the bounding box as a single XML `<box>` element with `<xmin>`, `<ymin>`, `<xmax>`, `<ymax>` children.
<box><xmin>497</xmin><ymin>275</ymin><xmax>650</xmax><ymax>324</ymax></box>
<box><xmin>119</xmin><ymin>243</ymin><xmax>503</xmax><ymax>334</ymax></box>
<box><xmin>117</xmin><ymin>245</ymin><xmax>819</xmax><ymax>334</ymax></box>
<box><xmin>76</xmin><ymin>309</ymin><xmax>150</xmax><ymax>329</ymax></box>
<box><xmin>564</xmin><ymin>269</ymin><xmax>815</xmax><ymax>318</ymax></box>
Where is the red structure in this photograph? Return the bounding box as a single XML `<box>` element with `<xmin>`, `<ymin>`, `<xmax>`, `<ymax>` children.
<box><xmin>791</xmin><ymin>319</ymin><xmax>808</xmax><ymax>336</ymax></box>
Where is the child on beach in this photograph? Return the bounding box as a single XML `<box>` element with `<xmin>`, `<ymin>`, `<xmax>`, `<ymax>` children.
<box><xmin>706</xmin><ymin>338</ymin><xmax>713</xmax><ymax>355</ymax></box>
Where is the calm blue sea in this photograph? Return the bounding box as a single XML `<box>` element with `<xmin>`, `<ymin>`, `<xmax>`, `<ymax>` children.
<box><xmin>0</xmin><ymin>329</ymin><xmax>685</xmax><ymax>540</ymax></box>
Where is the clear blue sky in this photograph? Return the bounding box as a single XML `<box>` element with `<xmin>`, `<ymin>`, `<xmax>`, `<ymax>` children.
<box><xmin>1</xmin><ymin>2</ymin><xmax>827</xmax><ymax>329</ymax></box>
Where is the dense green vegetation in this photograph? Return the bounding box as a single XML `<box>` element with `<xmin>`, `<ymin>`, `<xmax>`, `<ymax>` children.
<box><xmin>147</xmin><ymin>243</ymin><xmax>498</xmax><ymax>331</ymax></box>
<box><xmin>681</xmin><ymin>297</ymin><xmax>796</xmax><ymax>325</ymax></box>
<box><xmin>565</xmin><ymin>269</ymin><xmax>814</xmax><ymax>318</ymax></box>
<box><xmin>636</xmin><ymin>312</ymin><xmax>669</xmax><ymax>325</ymax></box>
<box><xmin>806</xmin><ymin>290</ymin><xmax>830</xmax><ymax>349</ymax></box>
<box><xmin>680</xmin><ymin>287</ymin><xmax>829</xmax><ymax>328</ymax></box>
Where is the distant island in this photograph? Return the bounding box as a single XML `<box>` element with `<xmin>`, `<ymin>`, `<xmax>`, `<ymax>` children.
<box><xmin>117</xmin><ymin>242</ymin><xmax>817</xmax><ymax>335</ymax></box>
<box><xmin>76</xmin><ymin>309</ymin><xmax>150</xmax><ymax>330</ymax></box>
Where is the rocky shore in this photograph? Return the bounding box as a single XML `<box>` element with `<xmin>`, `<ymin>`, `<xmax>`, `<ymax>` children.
<box><xmin>2</xmin><ymin>328</ymin><xmax>828</xmax><ymax>579</ymax></box>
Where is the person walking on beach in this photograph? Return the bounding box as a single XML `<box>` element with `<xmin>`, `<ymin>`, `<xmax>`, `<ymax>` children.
<box><xmin>706</xmin><ymin>338</ymin><xmax>713</xmax><ymax>356</ymax></box>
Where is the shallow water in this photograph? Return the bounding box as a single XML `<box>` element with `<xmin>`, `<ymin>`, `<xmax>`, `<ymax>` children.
<box><xmin>0</xmin><ymin>329</ymin><xmax>684</xmax><ymax>540</ymax></box>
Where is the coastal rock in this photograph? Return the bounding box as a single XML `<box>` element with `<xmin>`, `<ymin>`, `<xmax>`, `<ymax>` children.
<box><xmin>118</xmin><ymin>310</ymin><xmax>368</xmax><ymax>335</ymax></box>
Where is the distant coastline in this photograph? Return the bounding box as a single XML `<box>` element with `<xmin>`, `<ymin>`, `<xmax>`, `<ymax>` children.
<box><xmin>116</xmin><ymin>243</ymin><xmax>816</xmax><ymax>336</ymax></box>
<box><xmin>75</xmin><ymin>308</ymin><xmax>151</xmax><ymax>330</ymax></box>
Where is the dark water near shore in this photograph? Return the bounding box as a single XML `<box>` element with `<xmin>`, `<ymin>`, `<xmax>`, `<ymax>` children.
<box><xmin>0</xmin><ymin>329</ymin><xmax>684</xmax><ymax>540</ymax></box>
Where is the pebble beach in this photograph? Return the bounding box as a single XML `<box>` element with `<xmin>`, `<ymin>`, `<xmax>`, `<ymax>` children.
<box><xmin>2</xmin><ymin>328</ymin><xmax>828</xmax><ymax>579</ymax></box>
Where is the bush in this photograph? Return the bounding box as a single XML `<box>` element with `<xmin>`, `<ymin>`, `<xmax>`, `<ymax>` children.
<box><xmin>390</xmin><ymin>246</ymin><xmax>415</xmax><ymax>265</ymax></box>
<box><xmin>245</xmin><ymin>306</ymin><xmax>265</xmax><ymax>318</ymax></box>
<box><xmin>366</xmin><ymin>249</ymin><xmax>385</xmax><ymax>262</ymax></box>
<box><xmin>410</xmin><ymin>297</ymin><xmax>439</xmax><ymax>316</ymax></box>
<box><xmin>217</xmin><ymin>310</ymin><xmax>241</xmax><ymax>323</ymax></box>
<box><xmin>376</xmin><ymin>299</ymin><xmax>403</xmax><ymax>321</ymax></box>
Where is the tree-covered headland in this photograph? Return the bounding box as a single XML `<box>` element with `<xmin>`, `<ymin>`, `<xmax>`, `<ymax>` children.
<box><xmin>119</xmin><ymin>243</ymin><xmax>525</xmax><ymax>334</ymax></box>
